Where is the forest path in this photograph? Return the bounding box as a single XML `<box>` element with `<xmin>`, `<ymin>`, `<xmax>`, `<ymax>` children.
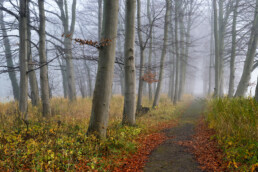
<box><xmin>144</xmin><ymin>99</ymin><xmax>206</xmax><ymax>172</ymax></box>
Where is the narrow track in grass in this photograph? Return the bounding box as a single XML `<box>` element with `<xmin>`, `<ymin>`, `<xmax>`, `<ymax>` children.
<box><xmin>144</xmin><ymin>99</ymin><xmax>205</xmax><ymax>172</ymax></box>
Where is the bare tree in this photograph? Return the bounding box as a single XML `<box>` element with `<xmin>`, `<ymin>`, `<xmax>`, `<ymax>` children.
<box><xmin>153</xmin><ymin>0</ymin><xmax>170</xmax><ymax>107</ymax></box>
<box><xmin>235</xmin><ymin>0</ymin><xmax>258</xmax><ymax>97</ymax></box>
<box><xmin>27</xmin><ymin>0</ymin><xmax>40</xmax><ymax>106</ymax></box>
<box><xmin>56</xmin><ymin>0</ymin><xmax>77</xmax><ymax>101</ymax></box>
<box><xmin>38</xmin><ymin>0</ymin><xmax>51</xmax><ymax>117</ymax></box>
<box><xmin>0</xmin><ymin>0</ymin><xmax>19</xmax><ymax>100</ymax></box>
<box><xmin>19</xmin><ymin>0</ymin><xmax>29</xmax><ymax>120</ymax></box>
<box><xmin>228</xmin><ymin>0</ymin><xmax>240</xmax><ymax>97</ymax></box>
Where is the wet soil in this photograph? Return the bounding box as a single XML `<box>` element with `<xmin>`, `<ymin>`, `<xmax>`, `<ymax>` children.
<box><xmin>144</xmin><ymin>99</ymin><xmax>206</xmax><ymax>172</ymax></box>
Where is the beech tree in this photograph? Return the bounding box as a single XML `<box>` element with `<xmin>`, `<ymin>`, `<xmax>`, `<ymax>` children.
<box><xmin>122</xmin><ymin>0</ymin><xmax>137</xmax><ymax>125</ymax></box>
<box><xmin>87</xmin><ymin>0</ymin><xmax>119</xmax><ymax>138</ymax></box>
<box><xmin>38</xmin><ymin>0</ymin><xmax>51</xmax><ymax>117</ymax></box>
<box><xmin>19</xmin><ymin>0</ymin><xmax>29</xmax><ymax>120</ymax></box>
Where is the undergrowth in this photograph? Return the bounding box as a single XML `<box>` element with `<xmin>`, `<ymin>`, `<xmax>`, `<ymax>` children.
<box><xmin>205</xmin><ymin>98</ymin><xmax>258</xmax><ymax>172</ymax></box>
<box><xmin>0</xmin><ymin>95</ymin><xmax>186</xmax><ymax>171</ymax></box>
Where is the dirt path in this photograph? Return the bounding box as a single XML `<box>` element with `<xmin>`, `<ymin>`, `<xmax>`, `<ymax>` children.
<box><xmin>144</xmin><ymin>99</ymin><xmax>205</xmax><ymax>172</ymax></box>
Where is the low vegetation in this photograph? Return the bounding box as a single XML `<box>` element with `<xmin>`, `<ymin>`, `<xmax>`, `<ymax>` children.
<box><xmin>205</xmin><ymin>98</ymin><xmax>258</xmax><ymax>171</ymax></box>
<box><xmin>0</xmin><ymin>96</ymin><xmax>186</xmax><ymax>171</ymax></box>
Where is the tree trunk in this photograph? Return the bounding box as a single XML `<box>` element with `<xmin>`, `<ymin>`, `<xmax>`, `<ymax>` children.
<box><xmin>235</xmin><ymin>0</ymin><xmax>258</xmax><ymax>97</ymax></box>
<box><xmin>98</xmin><ymin>0</ymin><xmax>103</xmax><ymax>41</ymax></box>
<box><xmin>19</xmin><ymin>0</ymin><xmax>29</xmax><ymax>120</ymax></box>
<box><xmin>208</xmin><ymin>7</ymin><xmax>214</xmax><ymax>95</ymax></box>
<box><xmin>87</xmin><ymin>0</ymin><xmax>119</xmax><ymax>138</ymax></box>
<box><xmin>178</xmin><ymin>2</ymin><xmax>185</xmax><ymax>101</ymax></box>
<box><xmin>136</xmin><ymin>0</ymin><xmax>145</xmax><ymax>111</ymax></box>
<box><xmin>213</xmin><ymin>0</ymin><xmax>220</xmax><ymax>97</ymax></box>
<box><xmin>152</xmin><ymin>0</ymin><xmax>169</xmax><ymax>107</ymax></box>
<box><xmin>56</xmin><ymin>0</ymin><xmax>77</xmax><ymax>101</ymax></box>
<box><xmin>0</xmin><ymin>7</ymin><xmax>19</xmax><ymax>100</ymax></box>
<box><xmin>84</xmin><ymin>61</ymin><xmax>93</xmax><ymax>97</ymax></box>
<box><xmin>147</xmin><ymin>0</ymin><xmax>153</xmax><ymax>101</ymax></box>
<box><xmin>38</xmin><ymin>0</ymin><xmax>51</xmax><ymax>117</ymax></box>
<box><xmin>228</xmin><ymin>0</ymin><xmax>240</xmax><ymax>97</ymax></box>
<box><xmin>122</xmin><ymin>0</ymin><xmax>136</xmax><ymax>125</ymax></box>
<box><xmin>173</xmin><ymin>0</ymin><xmax>180</xmax><ymax>104</ymax></box>
<box><xmin>27</xmin><ymin>0</ymin><xmax>40</xmax><ymax>106</ymax></box>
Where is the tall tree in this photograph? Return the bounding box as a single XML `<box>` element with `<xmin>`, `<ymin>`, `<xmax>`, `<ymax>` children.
<box><xmin>87</xmin><ymin>0</ymin><xmax>119</xmax><ymax>138</ymax></box>
<box><xmin>38</xmin><ymin>0</ymin><xmax>51</xmax><ymax>117</ymax></box>
<box><xmin>152</xmin><ymin>0</ymin><xmax>170</xmax><ymax>107</ymax></box>
<box><xmin>147</xmin><ymin>0</ymin><xmax>153</xmax><ymax>101</ymax></box>
<box><xmin>98</xmin><ymin>0</ymin><xmax>103</xmax><ymax>41</ymax></box>
<box><xmin>228</xmin><ymin>0</ymin><xmax>240</xmax><ymax>97</ymax></box>
<box><xmin>136</xmin><ymin>0</ymin><xmax>145</xmax><ymax>111</ymax></box>
<box><xmin>235</xmin><ymin>0</ymin><xmax>258</xmax><ymax>97</ymax></box>
<box><xmin>178</xmin><ymin>1</ymin><xmax>185</xmax><ymax>100</ymax></box>
<box><xmin>173</xmin><ymin>0</ymin><xmax>180</xmax><ymax>104</ymax></box>
<box><xmin>0</xmin><ymin>0</ymin><xmax>19</xmax><ymax>100</ymax></box>
<box><xmin>27</xmin><ymin>0</ymin><xmax>40</xmax><ymax>106</ymax></box>
<box><xmin>56</xmin><ymin>0</ymin><xmax>77</xmax><ymax>101</ymax></box>
<box><xmin>19</xmin><ymin>0</ymin><xmax>29</xmax><ymax>120</ymax></box>
<box><xmin>213</xmin><ymin>0</ymin><xmax>220</xmax><ymax>97</ymax></box>
<box><xmin>122</xmin><ymin>0</ymin><xmax>136</xmax><ymax>125</ymax></box>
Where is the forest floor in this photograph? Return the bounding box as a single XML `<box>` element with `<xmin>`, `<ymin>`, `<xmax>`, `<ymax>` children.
<box><xmin>143</xmin><ymin>99</ymin><xmax>206</xmax><ymax>172</ymax></box>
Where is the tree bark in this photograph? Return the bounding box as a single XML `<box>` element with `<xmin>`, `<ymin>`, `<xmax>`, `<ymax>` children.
<box><xmin>235</xmin><ymin>0</ymin><xmax>258</xmax><ymax>97</ymax></box>
<box><xmin>19</xmin><ymin>0</ymin><xmax>29</xmax><ymax>120</ymax></box>
<box><xmin>228</xmin><ymin>0</ymin><xmax>240</xmax><ymax>97</ymax></box>
<box><xmin>87</xmin><ymin>0</ymin><xmax>119</xmax><ymax>138</ymax></box>
<box><xmin>152</xmin><ymin>0</ymin><xmax>170</xmax><ymax>107</ymax></box>
<box><xmin>213</xmin><ymin>0</ymin><xmax>220</xmax><ymax>97</ymax></box>
<box><xmin>178</xmin><ymin>1</ymin><xmax>185</xmax><ymax>101</ymax></box>
<box><xmin>27</xmin><ymin>0</ymin><xmax>40</xmax><ymax>106</ymax></box>
<box><xmin>56</xmin><ymin>0</ymin><xmax>77</xmax><ymax>101</ymax></box>
<box><xmin>136</xmin><ymin>0</ymin><xmax>145</xmax><ymax>111</ymax></box>
<box><xmin>0</xmin><ymin>6</ymin><xmax>19</xmax><ymax>100</ymax></box>
<box><xmin>98</xmin><ymin>0</ymin><xmax>103</xmax><ymax>41</ymax></box>
<box><xmin>38</xmin><ymin>0</ymin><xmax>51</xmax><ymax>117</ymax></box>
<box><xmin>122</xmin><ymin>0</ymin><xmax>136</xmax><ymax>125</ymax></box>
<box><xmin>147</xmin><ymin>0</ymin><xmax>153</xmax><ymax>101</ymax></box>
<box><xmin>173</xmin><ymin>0</ymin><xmax>180</xmax><ymax>104</ymax></box>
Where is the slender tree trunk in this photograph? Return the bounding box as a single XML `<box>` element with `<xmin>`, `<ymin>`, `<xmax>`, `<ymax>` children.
<box><xmin>19</xmin><ymin>0</ymin><xmax>29</xmax><ymax>120</ymax></box>
<box><xmin>235</xmin><ymin>0</ymin><xmax>258</xmax><ymax>97</ymax></box>
<box><xmin>213</xmin><ymin>0</ymin><xmax>220</xmax><ymax>97</ymax></box>
<box><xmin>136</xmin><ymin>0</ymin><xmax>145</xmax><ymax>111</ymax></box>
<box><xmin>178</xmin><ymin>2</ymin><xmax>185</xmax><ymax>101</ymax></box>
<box><xmin>27</xmin><ymin>0</ymin><xmax>40</xmax><ymax>106</ymax></box>
<box><xmin>98</xmin><ymin>0</ymin><xmax>102</xmax><ymax>41</ymax></box>
<box><xmin>84</xmin><ymin>61</ymin><xmax>92</xmax><ymax>97</ymax></box>
<box><xmin>87</xmin><ymin>0</ymin><xmax>119</xmax><ymax>138</ymax></box>
<box><xmin>147</xmin><ymin>0</ymin><xmax>153</xmax><ymax>101</ymax></box>
<box><xmin>38</xmin><ymin>0</ymin><xmax>51</xmax><ymax>117</ymax></box>
<box><xmin>152</xmin><ymin>0</ymin><xmax>170</xmax><ymax>107</ymax></box>
<box><xmin>208</xmin><ymin>8</ymin><xmax>214</xmax><ymax>95</ymax></box>
<box><xmin>228</xmin><ymin>0</ymin><xmax>239</xmax><ymax>97</ymax></box>
<box><xmin>0</xmin><ymin>7</ymin><xmax>19</xmax><ymax>100</ymax></box>
<box><xmin>57</xmin><ymin>0</ymin><xmax>77</xmax><ymax>101</ymax></box>
<box><xmin>173</xmin><ymin>0</ymin><xmax>180</xmax><ymax>104</ymax></box>
<box><xmin>122</xmin><ymin>0</ymin><xmax>136</xmax><ymax>125</ymax></box>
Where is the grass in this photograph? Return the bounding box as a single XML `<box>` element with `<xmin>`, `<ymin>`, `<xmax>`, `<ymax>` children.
<box><xmin>0</xmin><ymin>95</ymin><xmax>187</xmax><ymax>171</ymax></box>
<box><xmin>205</xmin><ymin>98</ymin><xmax>258</xmax><ymax>171</ymax></box>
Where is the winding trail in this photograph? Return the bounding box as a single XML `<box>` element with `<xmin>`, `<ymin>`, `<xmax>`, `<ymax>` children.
<box><xmin>144</xmin><ymin>99</ymin><xmax>205</xmax><ymax>172</ymax></box>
